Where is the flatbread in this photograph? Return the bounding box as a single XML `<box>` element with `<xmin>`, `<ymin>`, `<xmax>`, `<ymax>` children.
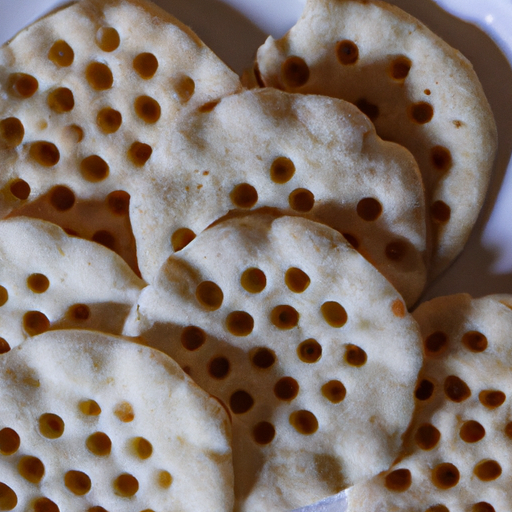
<box><xmin>0</xmin><ymin>0</ymin><xmax>242</xmax><ymax>278</ymax></box>
<box><xmin>0</xmin><ymin>330</ymin><xmax>233</xmax><ymax>511</ymax></box>
<box><xmin>131</xmin><ymin>88</ymin><xmax>427</xmax><ymax>305</ymax></box>
<box><xmin>255</xmin><ymin>0</ymin><xmax>497</xmax><ymax>280</ymax></box>
<box><xmin>347</xmin><ymin>294</ymin><xmax>512</xmax><ymax>511</ymax></box>
<box><xmin>0</xmin><ymin>217</ymin><xmax>144</xmax><ymax>353</ymax></box>
<box><xmin>124</xmin><ymin>213</ymin><xmax>423</xmax><ymax>511</ymax></box>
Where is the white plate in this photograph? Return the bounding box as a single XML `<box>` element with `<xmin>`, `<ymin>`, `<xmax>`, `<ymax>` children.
<box><xmin>1</xmin><ymin>0</ymin><xmax>512</xmax><ymax>510</ymax></box>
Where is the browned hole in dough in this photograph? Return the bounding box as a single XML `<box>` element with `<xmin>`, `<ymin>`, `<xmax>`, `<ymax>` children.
<box><xmin>355</xmin><ymin>98</ymin><xmax>379</xmax><ymax>121</ymax></box>
<box><xmin>474</xmin><ymin>460</ymin><xmax>502</xmax><ymax>481</ymax></box>
<box><xmin>392</xmin><ymin>299</ymin><xmax>406</xmax><ymax>318</ymax></box>
<box><xmin>96</xmin><ymin>27</ymin><xmax>120</xmax><ymax>52</ymax></box>
<box><xmin>114</xmin><ymin>473</ymin><xmax>139</xmax><ymax>497</ymax></box>
<box><xmin>251</xmin><ymin>347</ymin><xmax>276</xmax><ymax>369</ymax></box>
<box><xmin>271</xmin><ymin>305</ymin><xmax>299</xmax><ymax>329</ymax></box>
<box><xmin>80</xmin><ymin>399</ymin><xmax>101</xmax><ymax>416</ymax></box>
<box><xmin>10</xmin><ymin>179</ymin><xmax>30</xmax><ymax>200</ymax></box>
<box><xmin>426</xmin><ymin>505</ymin><xmax>449</xmax><ymax>512</ymax></box>
<box><xmin>92</xmin><ymin>230</ymin><xmax>116</xmax><ymax>251</ymax></box>
<box><xmin>336</xmin><ymin>40</ymin><xmax>359</xmax><ymax>65</ymax></box>
<box><xmin>424</xmin><ymin>89</ymin><xmax>432</xmax><ymax>95</ymax></box>
<box><xmin>134</xmin><ymin>437</ymin><xmax>153</xmax><ymax>459</ymax></box>
<box><xmin>47</xmin><ymin>87</ymin><xmax>74</xmax><ymax>113</ymax></box>
<box><xmin>357</xmin><ymin>197</ymin><xmax>382</xmax><ymax>221</ymax></box>
<box><xmin>0</xmin><ymin>117</ymin><xmax>24</xmax><ymax>147</ymax></box>
<box><xmin>274</xmin><ymin>377</ymin><xmax>299</xmax><ymax>401</ymax></box>
<box><xmin>415</xmin><ymin>379</ymin><xmax>434</xmax><ymax>401</ymax></box>
<box><xmin>322</xmin><ymin>380</ymin><xmax>346</xmax><ymax>403</ymax></box>
<box><xmin>472</xmin><ymin>502</ymin><xmax>496</xmax><ymax>512</ymax></box>
<box><xmin>208</xmin><ymin>356</ymin><xmax>230</xmax><ymax>379</ymax></box>
<box><xmin>39</xmin><ymin>413</ymin><xmax>64</xmax><ymax>439</ymax></box>
<box><xmin>0</xmin><ymin>338</ymin><xmax>10</xmax><ymax>354</ymax></box>
<box><xmin>431</xmin><ymin>146</ymin><xmax>452</xmax><ymax>173</ymax></box>
<box><xmin>30</xmin><ymin>141</ymin><xmax>60</xmax><ymax>167</ymax></box>
<box><xmin>107</xmin><ymin>190</ymin><xmax>130</xmax><ymax>215</ymax></box>
<box><xmin>48</xmin><ymin>40</ymin><xmax>74</xmax><ymax>67</ymax></box>
<box><xmin>49</xmin><ymin>185</ymin><xmax>75</xmax><ymax>211</ymax></box>
<box><xmin>230</xmin><ymin>390</ymin><xmax>254</xmax><ymax>414</ymax></box>
<box><xmin>431</xmin><ymin>201</ymin><xmax>451</xmax><ymax>223</ymax></box>
<box><xmin>424</xmin><ymin>331</ymin><xmax>448</xmax><ymax>356</ymax></box>
<box><xmin>128</xmin><ymin>141</ymin><xmax>152</xmax><ymax>166</ymax></box>
<box><xmin>97</xmin><ymin>108</ymin><xmax>122</xmax><ymax>134</ymax></box>
<box><xmin>69</xmin><ymin>304</ymin><xmax>90</xmax><ymax>321</ymax></box>
<box><xmin>64</xmin><ymin>124</ymin><xmax>83</xmax><ymax>143</ymax></box>
<box><xmin>174</xmin><ymin>75</ymin><xmax>195</xmax><ymax>102</ymax></box>
<box><xmin>134</xmin><ymin>95</ymin><xmax>161</xmax><ymax>123</ymax></box>
<box><xmin>285</xmin><ymin>267</ymin><xmax>310</xmax><ymax>293</ymax></box>
<box><xmin>298</xmin><ymin>339</ymin><xmax>322</xmax><ymax>363</ymax></box>
<box><xmin>0</xmin><ymin>427</ymin><xmax>20</xmax><ymax>455</ymax></box>
<box><xmin>270</xmin><ymin>156</ymin><xmax>295</xmax><ymax>184</ymax></box>
<box><xmin>241</xmin><ymin>268</ymin><xmax>266</xmax><ymax>293</ymax></box>
<box><xmin>384</xmin><ymin>468</ymin><xmax>411</xmax><ymax>492</ymax></box>
<box><xmin>171</xmin><ymin>228</ymin><xmax>196</xmax><ymax>252</ymax></box>
<box><xmin>289</xmin><ymin>188</ymin><xmax>314</xmax><ymax>212</ymax></box>
<box><xmin>231</xmin><ymin>183</ymin><xmax>258</xmax><ymax>208</ymax></box>
<box><xmin>479</xmin><ymin>390</ymin><xmax>506</xmax><ymax>409</ymax></box>
<box><xmin>86</xmin><ymin>432</ymin><xmax>111</xmax><ymax>456</ymax></box>
<box><xmin>289</xmin><ymin>410</ymin><xmax>318</xmax><ymax>435</ymax></box>
<box><xmin>462</xmin><ymin>331</ymin><xmax>488</xmax><ymax>352</ymax></box>
<box><xmin>80</xmin><ymin>155</ymin><xmax>109</xmax><ymax>182</ymax></box>
<box><xmin>342</xmin><ymin>233</ymin><xmax>359</xmax><ymax>249</ymax></box>
<box><xmin>86</xmin><ymin>62</ymin><xmax>114</xmax><ymax>90</ymax></box>
<box><xmin>432</xmin><ymin>463</ymin><xmax>460</xmax><ymax>489</ymax></box>
<box><xmin>0</xmin><ymin>286</ymin><xmax>7</xmax><ymax>307</ymax></box>
<box><xmin>9</xmin><ymin>73</ymin><xmax>38</xmax><ymax>98</ymax></box>
<box><xmin>345</xmin><ymin>344</ymin><xmax>367</xmax><ymax>367</ymax></box>
<box><xmin>505</xmin><ymin>421</ymin><xmax>512</xmax><ymax>439</ymax></box>
<box><xmin>27</xmin><ymin>273</ymin><xmax>50</xmax><ymax>294</ymax></box>
<box><xmin>321</xmin><ymin>301</ymin><xmax>347</xmax><ymax>328</ymax></box>
<box><xmin>18</xmin><ymin>455</ymin><xmax>45</xmax><ymax>483</ymax></box>
<box><xmin>181</xmin><ymin>326</ymin><xmax>206</xmax><ymax>351</ymax></box>
<box><xmin>64</xmin><ymin>470</ymin><xmax>91</xmax><ymax>495</ymax></box>
<box><xmin>115</xmin><ymin>401</ymin><xmax>134</xmax><ymax>422</ymax></box>
<box><xmin>0</xmin><ymin>481</ymin><xmax>17</xmax><ymax>510</ymax></box>
<box><xmin>158</xmin><ymin>470</ymin><xmax>173</xmax><ymax>489</ymax></box>
<box><xmin>385</xmin><ymin>240</ymin><xmax>408</xmax><ymax>262</ymax></box>
<box><xmin>23</xmin><ymin>311</ymin><xmax>50</xmax><ymax>336</ymax></box>
<box><xmin>88</xmin><ymin>506</ymin><xmax>109</xmax><ymax>512</ymax></box>
<box><xmin>389</xmin><ymin>56</ymin><xmax>411</xmax><ymax>80</ymax></box>
<box><xmin>133</xmin><ymin>52</ymin><xmax>158</xmax><ymax>79</ymax></box>
<box><xmin>34</xmin><ymin>497</ymin><xmax>59</xmax><ymax>512</ymax></box>
<box><xmin>281</xmin><ymin>56</ymin><xmax>309</xmax><ymax>87</ymax></box>
<box><xmin>253</xmin><ymin>421</ymin><xmax>275</xmax><ymax>445</ymax></box>
<box><xmin>409</xmin><ymin>102</ymin><xmax>434</xmax><ymax>124</ymax></box>
<box><xmin>460</xmin><ymin>420</ymin><xmax>485</xmax><ymax>443</ymax></box>
<box><xmin>415</xmin><ymin>423</ymin><xmax>440</xmax><ymax>450</ymax></box>
<box><xmin>444</xmin><ymin>375</ymin><xmax>471</xmax><ymax>402</ymax></box>
<box><xmin>226</xmin><ymin>311</ymin><xmax>254</xmax><ymax>336</ymax></box>
<box><xmin>196</xmin><ymin>281</ymin><xmax>224</xmax><ymax>311</ymax></box>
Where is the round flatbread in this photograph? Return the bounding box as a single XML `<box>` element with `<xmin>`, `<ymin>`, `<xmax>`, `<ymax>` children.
<box><xmin>255</xmin><ymin>0</ymin><xmax>497</xmax><ymax>280</ymax></box>
<box><xmin>0</xmin><ymin>330</ymin><xmax>233</xmax><ymax>512</ymax></box>
<box><xmin>125</xmin><ymin>213</ymin><xmax>423</xmax><ymax>511</ymax></box>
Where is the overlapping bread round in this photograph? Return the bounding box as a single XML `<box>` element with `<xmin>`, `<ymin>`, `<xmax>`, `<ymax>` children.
<box><xmin>0</xmin><ymin>217</ymin><xmax>144</xmax><ymax>353</ymax></box>
<box><xmin>255</xmin><ymin>0</ymin><xmax>497</xmax><ymax>280</ymax></box>
<box><xmin>0</xmin><ymin>330</ymin><xmax>234</xmax><ymax>512</ymax></box>
<box><xmin>125</xmin><ymin>213</ymin><xmax>423</xmax><ymax>511</ymax></box>
<box><xmin>347</xmin><ymin>294</ymin><xmax>512</xmax><ymax>512</ymax></box>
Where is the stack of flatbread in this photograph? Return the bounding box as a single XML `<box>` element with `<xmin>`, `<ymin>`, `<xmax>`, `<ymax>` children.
<box><xmin>0</xmin><ymin>0</ymin><xmax>500</xmax><ymax>510</ymax></box>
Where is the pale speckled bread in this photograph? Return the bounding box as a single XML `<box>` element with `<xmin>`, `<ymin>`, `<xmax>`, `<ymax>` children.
<box><xmin>256</xmin><ymin>0</ymin><xmax>498</xmax><ymax>281</ymax></box>
<box><xmin>0</xmin><ymin>217</ymin><xmax>144</xmax><ymax>353</ymax></box>
<box><xmin>0</xmin><ymin>0</ymin><xmax>242</xmax><ymax>279</ymax></box>
<box><xmin>124</xmin><ymin>214</ymin><xmax>423</xmax><ymax>512</ymax></box>
<box><xmin>347</xmin><ymin>294</ymin><xmax>512</xmax><ymax>512</ymax></box>
<box><xmin>0</xmin><ymin>330</ymin><xmax>234</xmax><ymax>511</ymax></box>
<box><xmin>131</xmin><ymin>88</ymin><xmax>427</xmax><ymax>306</ymax></box>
